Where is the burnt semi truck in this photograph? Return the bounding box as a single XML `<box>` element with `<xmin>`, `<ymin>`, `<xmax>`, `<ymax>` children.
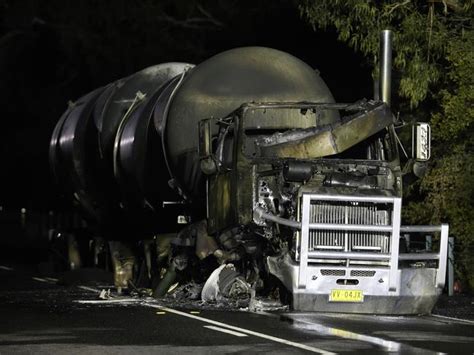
<box><xmin>50</xmin><ymin>30</ymin><xmax>448</xmax><ymax>314</ymax></box>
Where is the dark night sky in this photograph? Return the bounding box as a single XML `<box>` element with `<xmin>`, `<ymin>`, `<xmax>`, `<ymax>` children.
<box><xmin>0</xmin><ymin>0</ymin><xmax>372</xmax><ymax>211</ymax></box>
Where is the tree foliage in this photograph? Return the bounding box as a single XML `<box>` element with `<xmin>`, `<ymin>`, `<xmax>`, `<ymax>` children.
<box><xmin>299</xmin><ymin>0</ymin><xmax>474</xmax><ymax>289</ymax></box>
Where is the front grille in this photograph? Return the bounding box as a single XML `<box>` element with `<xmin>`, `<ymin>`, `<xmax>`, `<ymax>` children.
<box><xmin>321</xmin><ymin>269</ymin><xmax>346</xmax><ymax>276</ymax></box>
<box><xmin>308</xmin><ymin>201</ymin><xmax>391</xmax><ymax>253</ymax></box>
<box><xmin>350</xmin><ymin>270</ymin><xmax>376</xmax><ymax>277</ymax></box>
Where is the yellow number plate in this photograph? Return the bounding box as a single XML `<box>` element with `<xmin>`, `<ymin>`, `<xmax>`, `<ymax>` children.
<box><xmin>329</xmin><ymin>289</ymin><xmax>364</xmax><ymax>302</ymax></box>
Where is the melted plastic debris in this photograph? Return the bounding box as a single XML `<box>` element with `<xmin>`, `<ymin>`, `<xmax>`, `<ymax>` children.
<box><xmin>155</xmin><ymin>263</ymin><xmax>286</xmax><ymax>312</ymax></box>
<box><xmin>73</xmin><ymin>263</ymin><xmax>285</xmax><ymax>312</ymax></box>
<box><xmin>75</xmin><ymin>284</ymin><xmax>286</xmax><ymax>312</ymax></box>
<box><xmin>75</xmin><ymin>288</ymin><xmax>139</xmax><ymax>305</ymax></box>
<box><xmin>248</xmin><ymin>290</ymin><xmax>289</xmax><ymax>312</ymax></box>
<box><xmin>201</xmin><ymin>264</ymin><xmax>251</xmax><ymax>302</ymax></box>
<box><xmin>202</xmin><ymin>265</ymin><xmax>225</xmax><ymax>302</ymax></box>
<box><xmin>166</xmin><ymin>282</ymin><xmax>203</xmax><ymax>301</ymax></box>
<box><xmin>99</xmin><ymin>289</ymin><xmax>112</xmax><ymax>300</ymax></box>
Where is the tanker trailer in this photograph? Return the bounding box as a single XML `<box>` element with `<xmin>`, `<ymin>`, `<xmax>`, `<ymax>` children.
<box><xmin>51</xmin><ymin>33</ymin><xmax>449</xmax><ymax>314</ymax></box>
<box><xmin>50</xmin><ymin>63</ymin><xmax>195</xmax><ymax>285</ymax></box>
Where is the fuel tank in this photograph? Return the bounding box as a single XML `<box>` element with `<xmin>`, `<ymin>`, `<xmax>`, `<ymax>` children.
<box><xmin>51</xmin><ymin>47</ymin><xmax>338</xmax><ymax>237</ymax></box>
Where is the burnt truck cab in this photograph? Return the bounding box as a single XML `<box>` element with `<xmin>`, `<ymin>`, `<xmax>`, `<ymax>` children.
<box><xmin>199</xmin><ymin>100</ymin><xmax>448</xmax><ymax>314</ymax></box>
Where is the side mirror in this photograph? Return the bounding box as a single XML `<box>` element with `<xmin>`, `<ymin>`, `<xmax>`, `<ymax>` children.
<box><xmin>198</xmin><ymin>119</ymin><xmax>217</xmax><ymax>175</ymax></box>
<box><xmin>412</xmin><ymin>123</ymin><xmax>431</xmax><ymax>161</ymax></box>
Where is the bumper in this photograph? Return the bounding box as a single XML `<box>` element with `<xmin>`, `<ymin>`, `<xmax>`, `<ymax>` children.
<box><xmin>292</xmin><ymin>293</ymin><xmax>440</xmax><ymax>315</ymax></box>
<box><xmin>267</xmin><ymin>253</ymin><xmax>443</xmax><ymax>315</ymax></box>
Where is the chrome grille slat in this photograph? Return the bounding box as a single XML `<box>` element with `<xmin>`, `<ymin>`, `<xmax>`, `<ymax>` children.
<box><xmin>308</xmin><ymin>201</ymin><xmax>391</xmax><ymax>254</ymax></box>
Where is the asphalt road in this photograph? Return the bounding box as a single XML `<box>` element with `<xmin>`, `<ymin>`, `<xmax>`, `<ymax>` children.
<box><xmin>1</xmin><ymin>263</ymin><xmax>473</xmax><ymax>354</ymax></box>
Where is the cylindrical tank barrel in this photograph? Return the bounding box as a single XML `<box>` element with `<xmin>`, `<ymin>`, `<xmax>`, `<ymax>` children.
<box><xmin>164</xmin><ymin>47</ymin><xmax>338</xmax><ymax>199</ymax></box>
<box><xmin>50</xmin><ymin>63</ymin><xmax>193</xmax><ymax>236</ymax></box>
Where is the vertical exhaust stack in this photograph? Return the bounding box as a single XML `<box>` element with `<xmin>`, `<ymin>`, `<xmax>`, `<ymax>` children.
<box><xmin>379</xmin><ymin>30</ymin><xmax>392</xmax><ymax>106</ymax></box>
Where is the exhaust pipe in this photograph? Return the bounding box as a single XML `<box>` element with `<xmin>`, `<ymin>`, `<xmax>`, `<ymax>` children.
<box><xmin>379</xmin><ymin>30</ymin><xmax>392</xmax><ymax>106</ymax></box>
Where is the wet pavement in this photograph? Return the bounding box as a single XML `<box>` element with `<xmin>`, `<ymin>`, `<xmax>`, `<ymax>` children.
<box><xmin>433</xmin><ymin>294</ymin><xmax>474</xmax><ymax>321</ymax></box>
<box><xmin>1</xmin><ymin>263</ymin><xmax>474</xmax><ymax>354</ymax></box>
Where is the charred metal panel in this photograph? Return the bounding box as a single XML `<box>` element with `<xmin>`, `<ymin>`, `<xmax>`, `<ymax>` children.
<box><xmin>207</xmin><ymin>172</ymin><xmax>235</xmax><ymax>234</ymax></box>
<box><xmin>257</xmin><ymin>102</ymin><xmax>394</xmax><ymax>159</ymax></box>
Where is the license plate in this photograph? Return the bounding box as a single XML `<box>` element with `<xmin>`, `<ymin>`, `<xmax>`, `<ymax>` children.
<box><xmin>329</xmin><ymin>289</ymin><xmax>364</xmax><ymax>302</ymax></box>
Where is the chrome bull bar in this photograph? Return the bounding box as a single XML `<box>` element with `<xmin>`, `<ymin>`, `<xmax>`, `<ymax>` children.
<box><xmin>297</xmin><ymin>194</ymin><xmax>449</xmax><ymax>293</ymax></box>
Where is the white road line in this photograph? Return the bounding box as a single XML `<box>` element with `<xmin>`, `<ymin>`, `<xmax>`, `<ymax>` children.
<box><xmin>44</xmin><ymin>277</ymin><xmax>59</xmax><ymax>282</ymax></box>
<box><xmin>78</xmin><ymin>286</ymin><xmax>101</xmax><ymax>293</ymax></box>
<box><xmin>429</xmin><ymin>314</ymin><xmax>474</xmax><ymax>325</ymax></box>
<box><xmin>0</xmin><ymin>265</ymin><xmax>13</xmax><ymax>271</ymax></box>
<box><xmin>146</xmin><ymin>304</ymin><xmax>335</xmax><ymax>354</ymax></box>
<box><xmin>32</xmin><ymin>277</ymin><xmax>53</xmax><ymax>283</ymax></box>
<box><xmin>204</xmin><ymin>325</ymin><xmax>248</xmax><ymax>337</ymax></box>
<box><xmin>76</xmin><ymin>299</ymin><xmax>139</xmax><ymax>304</ymax></box>
<box><xmin>289</xmin><ymin>319</ymin><xmax>402</xmax><ymax>352</ymax></box>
